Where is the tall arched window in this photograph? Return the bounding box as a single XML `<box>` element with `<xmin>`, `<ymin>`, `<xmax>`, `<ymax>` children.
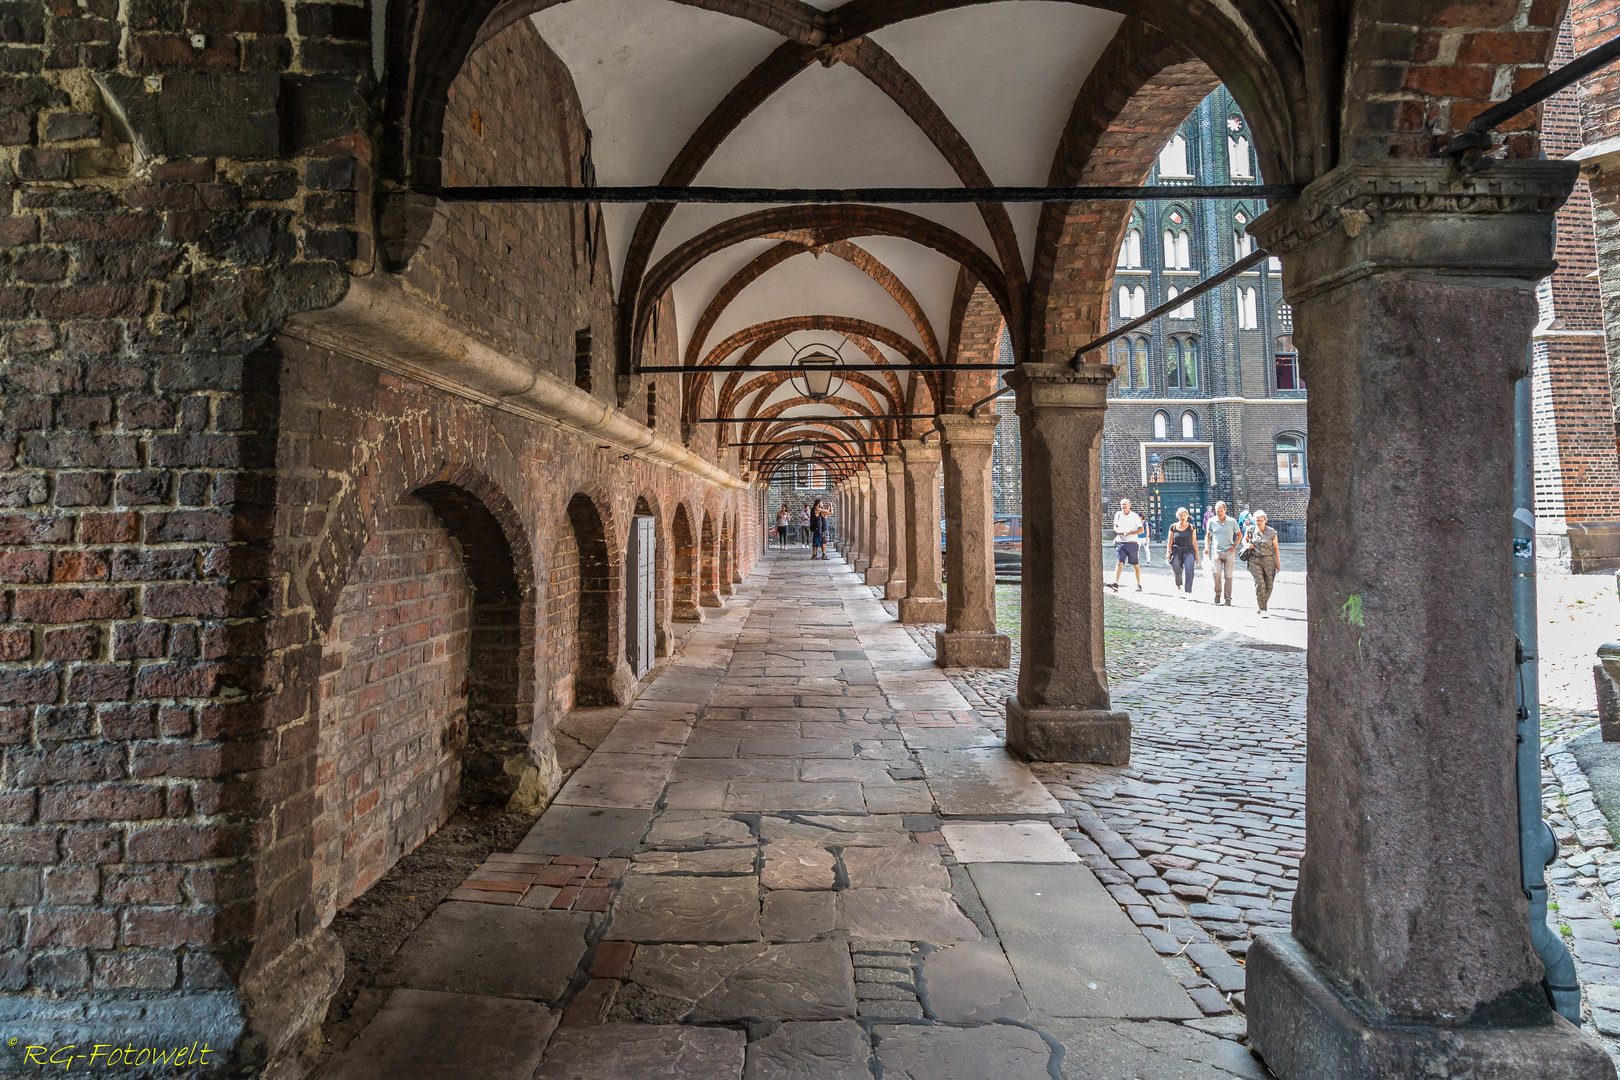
<box><xmin>1167</xmin><ymin>337</ymin><xmax>1199</xmax><ymax>390</ymax></box>
<box><xmin>1276</xmin><ymin>433</ymin><xmax>1307</xmax><ymax>486</ymax></box>
<box><xmin>1153</xmin><ymin>411</ymin><xmax>1169</xmax><ymax>440</ymax></box>
<box><xmin>1158</xmin><ymin>133</ymin><xmax>1191</xmax><ymax>178</ymax></box>
<box><xmin>1228</xmin><ymin>135</ymin><xmax>1252</xmax><ymax>178</ymax></box>
<box><xmin>1162</xmin><ymin>208</ymin><xmax>1192</xmax><ymax>270</ymax></box>
<box><xmin>1274</xmin><ymin>334</ymin><xmax>1300</xmax><ymax>390</ymax></box>
<box><xmin>1118</xmin><ymin>286</ymin><xmax>1145</xmax><ymax>318</ymax></box>
<box><xmin>1233</xmin><ymin>213</ymin><xmax>1255</xmax><ymax>260</ymax></box>
<box><xmin>1238</xmin><ymin>287</ymin><xmax>1259</xmax><ymax>329</ymax></box>
<box><xmin>1167</xmin><ymin>287</ymin><xmax>1194</xmax><ymax>319</ymax></box>
<box><xmin>1181</xmin><ymin>410</ymin><xmax>1197</xmax><ymax>439</ymax></box>
<box><xmin>1117</xmin><ymin>227</ymin><xmax>1143</xmax><ymax>269</ymax></box>
<box><xmin>1132</xmin><ymin>337</ymin><xmax>1149</xmax><ymax>387</ymax></box>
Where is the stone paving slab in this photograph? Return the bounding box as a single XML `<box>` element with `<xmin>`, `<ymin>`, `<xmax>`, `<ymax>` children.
<box><xmin>725</xmin><ymin>780</ymin><xmax>867</xmax><ymax>812</ymax></box>
<box><xmin>743</xmin><ymin>1020</ymin><xmax>871</xmax><ymax>1080</ymax></box>
<box><xmin>918</xmin><ymin>940</ymin><xmax>1031</xmax><ymax>1022</ymax></box>
<box><xmin>943</xmin><ymin>821</ymin><xmax>1080</xmax><ymax>864</ymax></box>
<box><xmin>761</xmin><ymin>839</ymin><xmax>837</xmax><ymax>889</ymax></box>
<box><xmin>390</xmin><ymin>903</ymin><xmax>590</xmax><ymax>1001</ymax></box>
<box><xmin>841</xmin><ymin>843</ymin><xmax>950</xmax><ymax>889</ymax></box>
<box><xmin>763</xmin><ymin>890</ymin><xmax>838</xmax><ymax>941</ymax></box>
<box><xmin>554</xmin><ymin>752</ymin><xmax>676</xmax><ymax>809</ymax></box>
<box><xmin>970</xmin><ymin>863</ymin><xmax>1200</xmax><ymax>1020</ymax></box>
<box><xmin>839</xmin><ymin>887</ymin><xmax>981</xmax><ymax>943</ymax></box>
<box><xmin>594</xmin><ymin>719</ymin><xmax>695</xmax><ymax>755</ymax></box>
<box><xmin>534</xmin><ymin>1024</ymin><xmax>746</xmax><ymax>1080</ymax></box>
<box><xmin>632</xmin><ymin>847</ymin><xmax>757</xmax><ymax>874</ymax></box>
<box><xmin>516</xmin><ymin>805</ymin><xmax>655</xmax><ymax>857</ymax></box>
<box><xmin>916</xmin><ymin>748</ymin><xmax>1063</xmax><ymax>816</ymax></box>
<box><xmin>607</xmin><ymin>875</ymin><xmax>761</xmax><ymax>942</ymax></box>
<box><xmin>1041</xmin><ymin>1018</ymin><xmax>1270</xmax><ymax>1079</ymax></box>
<box><xmin>758</xmin><ymin>814</ymin><xmax>909</xmax><ymax>846</ymax></box>
<box><xmin>324</xmin><ymin>988</ymin><xmax>557</xmax><ymax>1080</ymax></box>
<box><xmin>872</xmin><ymin>1023</ymin><xmax>1053</xmax><ymax>1080</ymax></box>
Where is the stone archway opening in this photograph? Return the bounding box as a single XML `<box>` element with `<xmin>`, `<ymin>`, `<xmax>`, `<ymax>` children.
<box><xmin>699</xmin><ymin>510</ymin><xmax>723</xmax><ymax>608</ymax></box>
<box><xmin>564</xmin><ymin>493</ymin><xmax>617</xmax><ymax>706</ymax></box>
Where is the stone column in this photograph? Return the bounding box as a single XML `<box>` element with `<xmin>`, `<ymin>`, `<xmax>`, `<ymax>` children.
<box><xmin>897</xmin><ymin>439</ymin><xmax>945</xmax><ymax>623</ymax></box>
<box><xmin>836</xmin><ymin>483</ymin><xmax>849</xmax><ymax>557</ymax></box>
<box><xmin>852</xmin><ymin>471</ymin><xmax>871</xmax><ymax>574</ymax></box>
<box><xmin>1243</xmin><ymin>161</ymin><xmax>1610</xmax><ymax>1079</ymax></box>
<box><xmin>936</xmin><ymin>414</ymin><xmax>1010</xmax><ymax>667</ymax></box>
<box><xmin>884</xmin><ymin>454</ymin><xmax>907</xmax><ymax>600</ymax></box>
<box><xmin>1003</xmin><ymin>364</ymin><xmax>1126</xmax><ymax>762</ymax></box>
<box><xmin>864</xmin><ymin>462</ymin><xmax>890</xmax><ymax>586</ymax></box>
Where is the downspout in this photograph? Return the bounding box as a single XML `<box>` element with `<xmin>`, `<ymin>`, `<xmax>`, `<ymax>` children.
<box><xmin>1515</xmin><ymin>362</ymin><xmax>1582</xmax><ymax>1024</ymax></box>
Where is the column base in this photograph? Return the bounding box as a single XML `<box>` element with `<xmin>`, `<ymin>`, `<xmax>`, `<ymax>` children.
<box><xmin>699</xmin><ymin>592</ymin><xmax>723</xmax><ymax>609</ymax></box>
<box><xmin>1247</xmin><ymin>933</ymin><xmax>1615</xmax><ymax>1080</ymax></box>
<box><xmin>1005</xmin><ymin>697</ymin><xmax>1130</xmax><ymax>764</ymax></box>
<box><xmin>865</xmin><ymin>566</ymin><xmax>890</xmax><ymax>587</ymax></box>
<box><xmin>897</xmin><ymin>596</ymin><xmax>946</xmax><ymax>623</ymax></box>
<box><xmin>672</xmin><ymin>603</ymin><xmax>705</xmax><ymax>623</ymax></box>
<box><xmin>854</xmin><ymin>558</ymin><xmax>870</xmax><ymax>575</ymax></box>
<box><xmin>935</xmin><ymin>631</ymin><xmax>1011</xmax><ymax>668</ymax></box>
<box><xmin>883</xmin><ymin>579</ymin><xmax>907</xmax><ymax>600</ymax></box>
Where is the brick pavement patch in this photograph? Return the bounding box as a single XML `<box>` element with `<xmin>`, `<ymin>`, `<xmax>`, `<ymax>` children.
<box><xmin>449</xmin><ymin>854</ymin><xmax>623</xmax><ymax>911</ymax></box>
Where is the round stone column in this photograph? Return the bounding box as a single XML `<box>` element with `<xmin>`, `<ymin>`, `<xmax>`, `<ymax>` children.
<box><xmin>883</xmin><ymin>454</ymin><xmax>908</xmax><ymax>600</ymax></box>
<box><xmin>1003</xmin><ymin>362</ymin><xmax>1128</xmax><ymax>763</ymax></box>
<box><xmin>897</xmin><ymin>438</ymin><xmax>945</xmax><ymax>623</ymax></box>
<box><xmin>936</xmin><ymin>413</ymin><xmax>1010</xmax><ymax>667</ymax></box>
<box><xmin>1245</xmin><ymin>159</ymin><xmax>1611</xmax><ymax>1080</ymax></box>
<box><xmin>863</xmin><ymin>462</ymin><xmax>890</xmax><ymax>586</ymax></box>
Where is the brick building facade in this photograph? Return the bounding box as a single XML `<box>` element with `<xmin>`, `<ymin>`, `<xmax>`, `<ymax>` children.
<box><xmin>1098</xmin><ymin>89</ymin><xmax>1309</xmax><ymax>542</ymax></box>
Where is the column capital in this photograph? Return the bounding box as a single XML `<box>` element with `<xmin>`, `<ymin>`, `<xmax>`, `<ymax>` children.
<box><xmin>884</xmin><ymin>454</ymin><xmax>904</xmax><ymax>476</ymax></box>
<box><xmin>865</xmin><ymin>462</ymin><xmax>886</xmax><ymax>482</ymax></box>
<box><xmin>936</xmin><ymin>412</ymin><xmax>1001</xmax><ymax>446</ymax></box>
<box><xmin>1250</xmin><ymin>159</ymin><xmax>1576</xmax><ymax>301</ymax></box>
<box><xmin>854</xmin><ymin>470</ymin><xmax>870</xmax><ymax>491</ymax></box>
<box><xmin>898</xmin><ymin>438</ymin><xmax>941</xmax><ymax>464</ymax></box>
<box><xmin>1007</xmin><ymin>363</ymin><xmax>1113</xmax><ymax>412</ymax></box>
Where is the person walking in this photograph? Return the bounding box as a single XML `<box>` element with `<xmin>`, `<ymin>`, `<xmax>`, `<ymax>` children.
<box><xmin>800</xmin><ymin>505</ymin><xmax>812</xmax><ymax>547</ymax></box>
<box><xmin>1245</xmin><ymin>509</ymin><xmax>1281</xmax><ymax>617</ymax></box>
<box><xmin>1165</xmin><ymin>506</ymin><xmax>1199</xmax><ymax>599</ymax></box>
<box><xmin>776</xmin><ymin>507</ymin><xmax>790</xmax><ymax>549</ymax></box>
<box><xmin>1110</xmin><ymin>498</ymin><xmax>1144</xmax><ymax>592</ymax></box>
<box><xmin>1204</xmin><ymin>500</ymin><xmax>1241</xmax><ymax>606</ymax></box>
<box><xmin>1238</xmin><ymin>503</ymin><xmax>1254</xmax><ymax>535</ymax></box>
<box><xmin>810</xmin><ymin>499</ymin><xmax>828</xmax><ymax>559</ymax></box>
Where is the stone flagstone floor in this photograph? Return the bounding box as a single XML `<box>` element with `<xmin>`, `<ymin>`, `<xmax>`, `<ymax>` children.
<box><xmin>320</xmin><ymin>551</ymin><xmax>1270</xmax><ymax>1080</ymax></box>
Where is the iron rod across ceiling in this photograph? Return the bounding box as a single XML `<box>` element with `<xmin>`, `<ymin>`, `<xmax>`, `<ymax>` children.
<box><xmin>636</xmin><ymin>364</ymin><xmax>1008</xmax><ymax>373</ymax></box>
<box><xmin>429</xmin><ymin>184</ymin><xmax>1304</xmax><ymax>205</ymax></box>
<box><xmin>693</xmin><ymin>414</ymin><xmax>935</xmax><ymax>423</ymax></box>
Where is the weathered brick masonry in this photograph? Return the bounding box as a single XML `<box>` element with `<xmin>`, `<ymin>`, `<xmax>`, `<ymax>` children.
<box><xmin>0</xmin><ymin>5</ymin><xmax>754</xmax><ymax>1072</ymax></box>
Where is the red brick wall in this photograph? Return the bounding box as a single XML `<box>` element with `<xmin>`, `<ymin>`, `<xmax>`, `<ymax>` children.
<box><xmin>311</xmin><ymin>498</ymin><xmax>469</xmax><ymax>926</ymax></box>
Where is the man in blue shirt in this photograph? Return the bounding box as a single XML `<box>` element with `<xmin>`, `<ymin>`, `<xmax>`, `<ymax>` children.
<box><xmin>1204</xmin><ymin>501</ymin><xmax>1243</xmax><ymax>606</ymax></box>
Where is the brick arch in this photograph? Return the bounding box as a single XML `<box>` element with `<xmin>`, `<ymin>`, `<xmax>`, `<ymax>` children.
<box><xmin>699</xmin><ymin>509</ymin><xmax>724</xmax><ymax>608</ymax></box>
<box><xmin>943</xmin><ymin>273</ymin><xmax>1005</xmax><ymax>412</ymax></box>
<box><xmin>671</xmin><ymin>501</ymin><xmax>704</xmax><ymax>622</ymax></box>
<box><xmin>633</xmin><ymin>493</ymin><xmax>673</xmax><ymax>656</ymax></box>
<box><xmin>719</xmin><ymin>367</ymin><xmax>898</xmax><ymax>425</ymax></box>
<box><xmin>637</xmin><ymin>206</ymin><xmax>1011</xmax><ymax>368</ymax></box>
<box><xmin>551</xmin><ymin>491</ymin><xmax>629</xmax><ymax>709</ymax></box>
<box><xmin>1030</xmin><ymin>25</ymin><xmax>1222</xmax><ymax>366</ymax></box>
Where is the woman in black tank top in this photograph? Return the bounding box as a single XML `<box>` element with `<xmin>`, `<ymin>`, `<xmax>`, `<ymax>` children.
<box><xmin>1165</xmin><ymin>507</ymin><xmax>1200</xmax><ymax>598</ymax></box>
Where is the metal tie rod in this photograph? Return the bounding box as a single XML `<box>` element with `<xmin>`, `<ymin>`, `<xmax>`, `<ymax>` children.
<box><xmin>693</xmin><ymin>413</ymin><xmax>936</xmax><ymax>422</ymax></box>
<box><xmin>429</xmin><ymin>184</ymin><xmax>1303</xmax><ymax>205</ymax></box>
<box><xmin>637</xmin><ymin>363</ymin><xmax>1009</xmax><ymax>373</ymax></box>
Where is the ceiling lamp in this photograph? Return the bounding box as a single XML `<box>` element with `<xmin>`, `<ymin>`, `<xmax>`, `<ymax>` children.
<box><xmin>798</xmin><ymin>441</ymin><xmax>818</xmax><ymax>460</ymax></box>
<box><xmin>790</xmin><ymin>341</ymin><xmax>844</xmax><ymax>403</ymax></box>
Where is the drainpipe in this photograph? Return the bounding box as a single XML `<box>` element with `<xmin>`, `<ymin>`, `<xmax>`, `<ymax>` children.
<box><xmin>1515</xmin><ymin>362</ymin><xmax>1582</xmax><ymax>1024</ymax></box>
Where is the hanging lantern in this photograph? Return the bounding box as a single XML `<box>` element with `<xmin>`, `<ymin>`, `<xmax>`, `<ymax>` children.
<box><xmin>798</xmin><ymin>441</ymin><xmax>818</xmax><ymax>460</ymax></box>
<box><xmin>790</xmin><ymin>342</ymin><xmax>844</xmax><ymax>403</ymax></box>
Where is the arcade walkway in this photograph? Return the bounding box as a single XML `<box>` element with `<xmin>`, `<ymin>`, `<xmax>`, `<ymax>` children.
<box><xmin>321</xmin><ymin>551</ymin><xmax>1266</xmax><ymax>1080</ymax></box>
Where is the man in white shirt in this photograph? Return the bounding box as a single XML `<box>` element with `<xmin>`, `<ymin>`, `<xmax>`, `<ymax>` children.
<box><xmin>1110</xmin><ymin>498</ymin><xmax>1145</xmax><ymax>592</ymax></box>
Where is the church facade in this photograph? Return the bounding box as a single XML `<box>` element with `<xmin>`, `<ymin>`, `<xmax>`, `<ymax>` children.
<box><xmin>1100</xmin><ymin>88</ymin><xmax>1308</xmax><ymax>542</ymax></box>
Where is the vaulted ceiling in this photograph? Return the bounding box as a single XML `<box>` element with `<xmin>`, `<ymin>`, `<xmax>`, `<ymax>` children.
<box><xmin>524</xmin><ymin>0</ymin><xmax>1137</xmax><ymax>476</ymax></box>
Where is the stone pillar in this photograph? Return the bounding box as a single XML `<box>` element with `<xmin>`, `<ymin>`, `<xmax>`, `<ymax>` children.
<box><xmin>1003</xmin><ymin>364</ymin><xmax>1126</xmax><ymax>762</ymax></box>
<box><xmin>1243</xmin><ymin>161</ymin><xmax>1610</xmax><ymax>1080</ymax></box>
<box><xmin>852</xmin><ymin>471</ymin><xmax>871</xmax><ymax>575</ymax></box>
<box><xmin>883</xmin><ymin>454</ymin><xmax>907</xmax><ymax>600</ymax></box>
<box><xmin>897</xmin><ymin>439</ymin><xmax>945</xmax><ymax>623</ymax></box>
<box><xmin>936</xmin><ymin>414</ymin><xmax>1010</xmax><ymax>667</ymax></box>
<box><xmin>864</xmin><ymin>462</ymin><xmax>890</xmax><ymax>586</ymax></box>
<box><xmin>836</xmin><ymin>483</ymin><xmax>849</xmax><ymax>557</ymax></box>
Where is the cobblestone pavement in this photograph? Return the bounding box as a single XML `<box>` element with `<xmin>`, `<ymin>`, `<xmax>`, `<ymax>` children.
<box><xmin>321</xmin><ymin>551</ymin><xmax>1268</xmax><ymax>1080</ymax></box>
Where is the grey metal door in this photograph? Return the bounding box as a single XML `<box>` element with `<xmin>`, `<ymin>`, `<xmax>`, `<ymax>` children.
<box><xmin>627</xmin><ymin>515</ymin><xmax>656</xmax><ymax>679</ymax></box>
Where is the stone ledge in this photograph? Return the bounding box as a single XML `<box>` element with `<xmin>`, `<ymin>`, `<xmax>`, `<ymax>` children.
<box><xmin>1246</xmin><ymin>932</ymin><xmax>1615</xmax><ymax>1080</ymax></box>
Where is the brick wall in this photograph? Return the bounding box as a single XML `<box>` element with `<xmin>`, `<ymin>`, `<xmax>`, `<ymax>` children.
<box><xmin>311</xmin><ymin>497</ymin><xmax>468</xmax><ymax>926</ymax></box>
